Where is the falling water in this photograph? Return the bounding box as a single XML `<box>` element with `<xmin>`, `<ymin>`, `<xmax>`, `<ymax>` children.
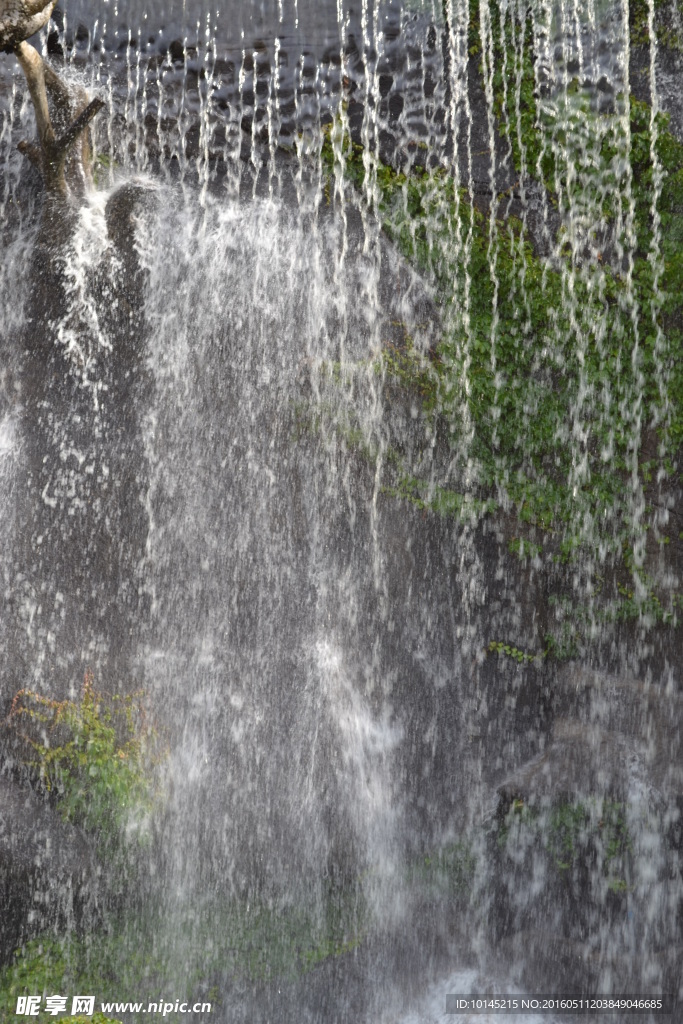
<box><xmin>0</xmin><ymin>0</ymin><xmax>681</xmax><ymax>1019</ymax></box>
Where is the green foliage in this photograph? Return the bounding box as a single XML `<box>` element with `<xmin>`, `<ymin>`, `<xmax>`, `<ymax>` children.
<box><xmin>0</xmin><ymin>930</ymin><xmax>161</xmax><ymax>1022</ymax></box>
<box><xmin>0</xmin><ymin>938</ymin><xmax>69</xmax><ymax>1015</ymax></box>
<box><xmin>5</xmin><ymin>674</ymin><xmax>161</xmax><ymax>841</ymax></box>
<box><xmin>496</xmin><ymin>798</ymin><xmax>537</xmax><ymax>849</ymax></box>
<box><xmin>0</xmin><ymin>934</ymin><xmax>119</xmax><ymax>1024</ymax></box>
<box><xmin>488</xmin><ymin>0</ymin><xmax>683</xmax><ymax>471</ymax></box>
<box><xmin>508</xmin><ymin>537</ymin><xmax>543</xmax><ymax>561</ymax></box>
<box><xmin>293</xmin><ymin>397</ymin><xmax>384</xmax><ymax>466</ymax></box>
<box><xmin>318</xmin><ymin>12</ymin><xmax>683</xmax><ymax>644</ymax></box>
<box><xmin>546</xmin><ymin>803</ymin><xmax>591</xmax><ymax>871</ymax></box>
<box><xmin>76</xmin><ymin>1018</ymin><xmax>121</xmax><ymax>1024</ymax></box>
<box><xmin>383</xmin><ymin>475</ymin><xmax>496</xmax><ymax>522</ymax></box>
<box><xmin>499</xmin><ymin>798</ymin><xmax>633</xmax><ymax>892</ymax></box>
<box><xmin>0</xmin><ymin>890</ymin><xmax>366</xmax><ymax>1018</ymax></box>
<box><xmin>487</xmin><ymin>640</ymin><xmax>540</xmax><ymax>664</ymax></box>
<box><xmin>92</xmin><ymin>153</ymin><xmax>117</xmax><ymax>189</ymax></box>
<box><xmin>376</xmin><ymin>339</ymin><xmax>437</xmax><ymax>401</ymax></box>
<box><xmin>547</xmin><ymin>800</ymin><xmax>632</xmax><ymax>891</ymax></box>
<box><xmin>189</xmin><ymin>894</ymin><xmax>365</xmax><ymax>982</ymax></box>
<box><xmin>542</xmin><ymin>623</ymin><xmax>582</xmax><ymax>662</ymax></box>
<box><xmin>629</xmin><ymin>0</ymin><xmax>683</xmax><ymax>50</ymax></box>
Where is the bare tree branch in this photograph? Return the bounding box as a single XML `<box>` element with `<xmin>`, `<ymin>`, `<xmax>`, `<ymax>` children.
<box><xmin>10</xmin><ymin>37</ymin><xmax>105</xmax><ymax>197</ymax></box>
<box><xmin>0</xmin><ymin>0</ymin><xmax>56</xmax><ymax>52</ymax></box>
<box><xmin>44</xmin><ymin>62</ymin><xmax>73</xmax><ymax>115</ymax></box>
<box><xmin>15</xmin><ymin>39</ymin><xmax>53</xmax><ymax>149</ymax></box>
<box><xmin>56</xmin><ymin>97</ymin><xmax>105</xmax><ymax>154</ymax></box>
<box><xmin>17</xmin><ymin>138</ymin><xmax>41</xmax><ymax>167</ymax></box>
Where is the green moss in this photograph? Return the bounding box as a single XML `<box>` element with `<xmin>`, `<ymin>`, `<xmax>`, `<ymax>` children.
<box><xmin>375</xmin><ymin>339</ymin><xmax>438</xmax><ymax>402</ymax></box>
<box><xmin>629</xmin><ymin>0</ymin><xmax>683</xmax><ymax>50</ymax></box>
<box><xmin>496</xmin><ymin>799</ymin><xmax>538</xmax><ymax>850</ymax></box>
<box><xmin>382</xmin><ymin>475</ymin><xmax>496</xmax><ymax>523</ymax></box>
<box><xmin>498</xmin><ymin>799</ymin><xmax>633</xmax><ymax>890</ymax></box>
<box><xmin>546</xmin><ymin>803</ymin><xmax>592</xmax><ymax>871</ymax></box>
<box><xmin>0</xmin><ymin>939</ymin><xmax>119</xmax><ymax>1023</ymax></box>
<box><xmin>546</xmin><ymin>800</ymin><xmax>632</xmax><ymax>888</ymax></box>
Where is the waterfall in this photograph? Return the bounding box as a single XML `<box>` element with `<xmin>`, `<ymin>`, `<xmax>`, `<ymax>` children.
<box><xmin>0</xmin><ymin>0</ymin><xmax>681</xmax><ymax>1018</ymax></box>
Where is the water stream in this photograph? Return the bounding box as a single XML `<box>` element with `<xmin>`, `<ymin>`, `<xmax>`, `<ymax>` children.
<box><xmin>0</xmin><ymin>0</ymin><xmax>681</xmax><ymax>1020</ymax></box>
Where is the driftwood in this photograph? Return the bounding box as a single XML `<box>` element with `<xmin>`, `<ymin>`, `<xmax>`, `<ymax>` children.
<box><xmin>1</xmin><ymin>2</ymin><xmax>104</xmax><ymax>199</ymax></box>
<box><xmin>0</xmin><ymin>0</ymin><xmax>56</xmax><ymax>52</ymax></box>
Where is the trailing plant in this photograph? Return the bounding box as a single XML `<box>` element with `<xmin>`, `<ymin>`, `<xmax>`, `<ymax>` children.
<box><xmin>486</xmin><ymin>640</ymin><xmax>540</xmax><ymax>664</ymax></box>
<box><xmin>316</xmin><ymin>20</ymin><xmax>683</xmax><ymax>645</ymax></box>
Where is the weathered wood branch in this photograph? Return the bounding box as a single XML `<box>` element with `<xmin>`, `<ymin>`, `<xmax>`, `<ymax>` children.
<box><xmin>15</xmin><ymin>39</ymin><xmax>53</xmax><ymax>149</ymax></box>
<box><xmin>17</xmin><ymin>137</ymin><xmax>41</xmax><ymax>167</ymax></box>
<box><xmin>0</xmin><ymin>0</ymin><xmax>56</xmax><ymax>52</ymax></box>
<box><xmin>13</xmin><ymin>38</ymin><xmax>104</xmax><ymax>197</ymax></box>
<box><xmin>44</xmin><ymin>61</ymin><xmax>74</xmax><ymax>114</ymax></box>
<box><xmin>56</xmin><ymin>97</ymin><xmax>105</xmax><ymax>153</ymax></box>
<box><xmin>23</xmin><ymin>0</ymin><xmax>52</xmax><ymax>17</ymax></box>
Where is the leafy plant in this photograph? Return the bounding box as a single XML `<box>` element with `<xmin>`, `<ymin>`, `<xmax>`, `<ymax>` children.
<box><xmin>508</xmin><ymin>538</ymin><xmax>543</xmax><ymax>561</ymax></box>
<box><xmin>546</xmin><ymin>803</ymin><xmax>591</xmax><ymax>871</ymax></box>
<box><xmin>0</xmin><ymin>935</ymin><xmax>121</xmax><ymax>1024</ymax></box>
<box><xmin>4</xmin><ymin>672</ymin><xmax>162</xmax><ymax>841</ymax></box>
<box><xmin>0</xmin><ymin>888</ymin><xmax>366</xmax><ymax>1020</ymax></box>
<box><xmin>499</xmin><ymin>798</ymin><xmax>633</xmax><ymax>892</ymax></box>
<box><xmin>316</xmin><ymin>9</ymin><xmax>683</xmax><ymax>648</ymax></box>
<box><xmin>487</xmin><ymin>640</ymin><xmax>540</xmax><ymax>664</ymax></box>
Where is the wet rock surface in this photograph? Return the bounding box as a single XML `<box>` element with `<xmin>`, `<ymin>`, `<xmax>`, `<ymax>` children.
<box><xmin>491</xmin><ymin>665</ymin><xmax>683</xmax><ymax>999</ymax></box>
<box><xmin>3</xmin><ymin>180</ymin><xmax>156</xmax><ymax>703</ymax></box>
<box><xmin>0</xmin><ymin>776</ymin><xmax>99</xmax><ymax>963</ymax></box>
<box><xmin>499</xmin><ymin>666</ymin><xmax>683</xmax><ymax>806</ymax></box>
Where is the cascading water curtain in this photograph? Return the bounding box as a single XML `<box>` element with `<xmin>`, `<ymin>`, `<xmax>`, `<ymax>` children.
<box><xmin>407</xmin><ymin>0</ymin><xmax>683</xmax><ymax>661</ymax></box>
<box><xmin>0</xmin><ymin>0</ymin><xmax>682</xmax><ymax>1017</ymax></box>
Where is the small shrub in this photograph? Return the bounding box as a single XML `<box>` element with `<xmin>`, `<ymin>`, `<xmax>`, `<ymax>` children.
<box><xmin>4</xmin><ymin>672</ymin><xmax>162</xmax><ymax>841</ymax></box>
